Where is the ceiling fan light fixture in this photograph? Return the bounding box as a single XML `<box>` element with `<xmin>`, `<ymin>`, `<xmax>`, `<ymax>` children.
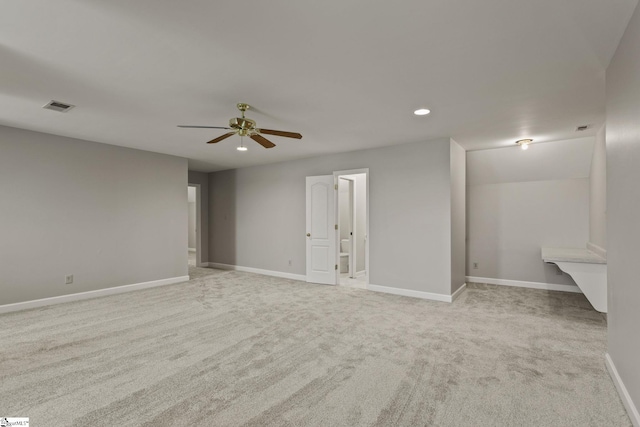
<box><xmin>238</xmin><ymin>136</ymin><xmax>248</xmax><ymax>151</ymax></box>
<box><xmin>516</xmin><ymin>139</ymin><xmax>533</xmax><ymax>150</ymax></box>
<box><xmin>414</xmin><ymin>108</ymin><xmax>431</xmax><ymax>116</ymax></box>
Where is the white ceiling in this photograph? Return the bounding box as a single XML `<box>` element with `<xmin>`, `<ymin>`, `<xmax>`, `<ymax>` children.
<box><xmin>1</xmin><ymin>0</ymin><xmax>637</xmax><ymax>172</ymax></box>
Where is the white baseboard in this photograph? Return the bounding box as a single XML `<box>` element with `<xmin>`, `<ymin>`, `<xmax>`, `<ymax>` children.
<box><xmin>587</xmin><ymin>242</ymin><xmax>607</xmax><ymax>260</ymax></box>
<box><xmin>0</xmin><ymin>275</ymin><xmax>190</xmax><ymax>315</ymax></box>
<box><xmin>207</xmin><ymin>263</ymin><xmax>460</xmax><ymax>303</ymax></box>
<box><xmin>368</xmin><ymin>283</ymin><xmax>460</xmax><ymax>303</ymax></box>
<box><xmin>466</xmin><ymin>276</ymin><xmax>582</xmax><ymax>293</ymax></box>
<box><xmin>606</xmin><ymin>353</ymin><xmax>640</xmax><ymax>426</ymax></box>
<box><xmin>188</xmin><ymin>248</ymin><xmax>196</xmax><ymax>253</ymax></box>
<box><xmin>355</xmin><ymin>270</ymin><xmax>366</xmax><ymax>278</ymax></box>
<box><xmin>451</xmin><ymin>283</ymin><xmax>467</xmax><ymax>302</ymax></box>
<box><xmin>207</xmin><ymin>262</ymin><xmax>306</xmax><ymax>282</ymax></box>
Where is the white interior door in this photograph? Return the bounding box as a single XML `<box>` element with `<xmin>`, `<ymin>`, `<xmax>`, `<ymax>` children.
<box><xmin>306</xmin><ymin>175</ymin><xmax>336</xmax><ymax>285</ymax></box>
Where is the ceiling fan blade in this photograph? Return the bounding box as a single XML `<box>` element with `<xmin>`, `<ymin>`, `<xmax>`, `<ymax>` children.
<box><xmin>178</xmin><ymin>125</ymin><xmax>231</xmax><ymax>129</ymax></box>
<box><xmin>250</xmin><ymin>134</ymin><xmax>276</xmax><ymax>149</ymax></box>
<box><xmin>257</xmin><ymin>128</ymin><xmax>302</xmax><ymax>139</ymax></box>
<box><xmin>207</xmin><ymin>132</ymin><xmax>236</xmax><ymax>144</ymax></box>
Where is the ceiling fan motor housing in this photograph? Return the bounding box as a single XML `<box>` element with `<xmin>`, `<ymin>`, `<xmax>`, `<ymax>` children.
<box><xmin>229</xmin><ymin>117</ymin><xmax>256</xmax><ymax>130</ymax></box>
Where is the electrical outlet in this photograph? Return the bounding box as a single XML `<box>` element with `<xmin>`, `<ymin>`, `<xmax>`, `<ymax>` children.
<box><xmin>65</xmin><ymin>274</ymin><xmax>74</xmax><ymax>284</ymax></box>
<box><xmin>473</xmin><ymin>262</ymin><xmax>479</xmax><ymax>269</ymax></box>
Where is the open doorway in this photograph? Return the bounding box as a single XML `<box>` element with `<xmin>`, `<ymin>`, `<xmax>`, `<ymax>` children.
<box><xmin>187</xmin><ymin>184</ymin><xmax>201</xmax><ymax>268</ymax></box>
<box><xmin>335</xmin><ymin>170</ymin><xmax>368</xmax><ymax>289</ymax></box>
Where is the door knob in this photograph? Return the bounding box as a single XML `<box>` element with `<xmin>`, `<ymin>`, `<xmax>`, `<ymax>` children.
<box><xmin>306</xmin><ymin>233</ymin><xmax>311</xmax><ymax>237</ymax></box>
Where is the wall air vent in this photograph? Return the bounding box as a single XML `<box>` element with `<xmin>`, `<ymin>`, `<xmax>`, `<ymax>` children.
<box><xmin>575</xmin><ymin>124</ymin><xmax>590</xmax><ymax>132</ymax></box>
<box><xmin>42</xmin><ymin>100</ymin><xmax>75</xmax><ymax>113</ymax></box>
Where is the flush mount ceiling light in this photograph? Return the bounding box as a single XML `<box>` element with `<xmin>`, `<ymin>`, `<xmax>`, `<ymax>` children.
<box><xmin>516</xmin><ymin>139</ymin><xmax>533</xmax><ymax>150</ymax></box>
<box><xmin>413</xmin><ymin>108</ymin><xmax>431</xmax><ymax>116</ymax></box>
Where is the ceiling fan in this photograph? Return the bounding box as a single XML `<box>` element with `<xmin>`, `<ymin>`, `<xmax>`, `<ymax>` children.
<box><xmin>178</xmin><ymin>103</ymin><xmax>302</xmax><ymax>149</ymax></box>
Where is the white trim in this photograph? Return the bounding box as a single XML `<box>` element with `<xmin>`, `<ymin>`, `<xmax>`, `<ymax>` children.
<box><xmin>188</xmin><ymin>248</ymin><xmax>196</xmax><ymax>252</ymax></box>
<box><xmin>207</xmin><ymin>262</ymin><xmax>306</xmax><ymax>282</ymax></box>
<box><xmin>466</xmin><ymin>276</ymin><xmax>582</xmax><ymax>293</ymax></box>
<box><xmin>206</xmin><ymin>264</ymin><xmax>461</xmax><ymax>304</ymax></box>
<box><xmin>0</xmin><ymin>275</ymin><xmax>190</xmax><ymax>315</ymax></box>
<box><xmin>349</xmin><ymin>178</ymin><xmax>356</xmax><ymax>278</ymax></box>
<box><xmin>451</xmin><ymin>283</ymin><xmax>467</xmax><ymax>302</ymax></box>
<box><xmin>355</xmin><ymin>270</ymin><xmax>366</xmax><ymax>278</ymax></box>
<box><xmin>606</xmin><ymin>353</ymin><xmax>640</xmax><ymax>426</ymax></box>
<box><xmin>587</xmin><ymin>242</ymin><xmax>607</xmax><ymax>260</ymax></box>
<box><xmin>368</xmin><ymin>283</ymin><xmax>456</xmax><ymax>303</ymax></box>
<box><xmin>188</xmin><ymin>183</ymin><xmax>203</xmax><ymax>267</ymax></box>
<box><xmin>336</xmin><ymin>176</ymin><xmax>356</xmax><ymax>279</ymax></box>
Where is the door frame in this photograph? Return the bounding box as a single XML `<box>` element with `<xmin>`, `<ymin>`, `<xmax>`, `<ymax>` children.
<box><xmin>333</xmin><ymin>168</ymin><xmax>369</xmax><ymax>285</ymax></box>
<box><xmin>188</xmin><ymin>183</ymin><xmax>203</xmax><ymax>267</ymax></box>
<box><xmin>337</xmin><ymin>177</ymin><xmax>356</xmax><ymax>278</ymax></box>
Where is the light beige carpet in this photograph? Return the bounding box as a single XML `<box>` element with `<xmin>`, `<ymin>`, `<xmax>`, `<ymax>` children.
<box><xmin>0</xmin><ymin>268</ymin><xmax>631</xmax><ymax>426</ymax></box>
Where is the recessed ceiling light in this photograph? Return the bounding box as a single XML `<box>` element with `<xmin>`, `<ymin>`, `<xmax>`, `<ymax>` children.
<box><xmin>237</xmin><ymin>146</ymin><xmax>248</xmax><ymax>151</ymax></box>
<box><xmin>516</xmin><ymin>139</ymin><xmax>533</xmax><ymax>150</ymax></box>
<box><xmin>414</xmin><ymin>108</ymin><xmax>431</xmax><ymax>116</ymax></box>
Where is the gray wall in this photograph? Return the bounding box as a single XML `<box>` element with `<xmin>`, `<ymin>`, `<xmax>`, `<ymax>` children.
<box><xmin>589</xmin><ymin>125</ymin><xmax>607</xmax><ymax>254</ymax></box>
<box><xmin>209</xmin><ymin>138</ymin><xmax>457</xmax><ymax>296</ymax></box>
<box><xmin>606</xmin><ymin>1</ymin><xmax>640</xmax><ymax>415</ymax></box>
<box><xmin>0</xmin><ymin>125</ymin><xmax>188</xmax><ymax>305</ymax></box>
<box><xmin>466</xmin><ymin>138</ymin><xmax>593</xmax><ymax>286</ymax></box>
<box><xmin>188</xmin><ymin>171</ymin><xmax>209</xmax><ymax>264</ymax></box>
<box><xmin>450</xmin><ymin>140</ymin><xmax>466</xmax><ymax>293</ymax></box>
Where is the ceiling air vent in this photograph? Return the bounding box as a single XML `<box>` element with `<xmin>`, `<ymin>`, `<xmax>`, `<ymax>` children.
<box><xmin>575</xmin><ymin>124</ymin><xmax>590</xmax><ymax>132</ymax></box>
<box><xmin>43</xmin><ymin>100</ymin><xmax>75</xmax><ymax>113</ymax></box>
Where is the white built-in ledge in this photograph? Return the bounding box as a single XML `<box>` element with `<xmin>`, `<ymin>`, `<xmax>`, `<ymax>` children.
<box><xmin>541</xmin><ymin>247</ymin><xmax>607</xmax><ymax>313</ymax></box>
